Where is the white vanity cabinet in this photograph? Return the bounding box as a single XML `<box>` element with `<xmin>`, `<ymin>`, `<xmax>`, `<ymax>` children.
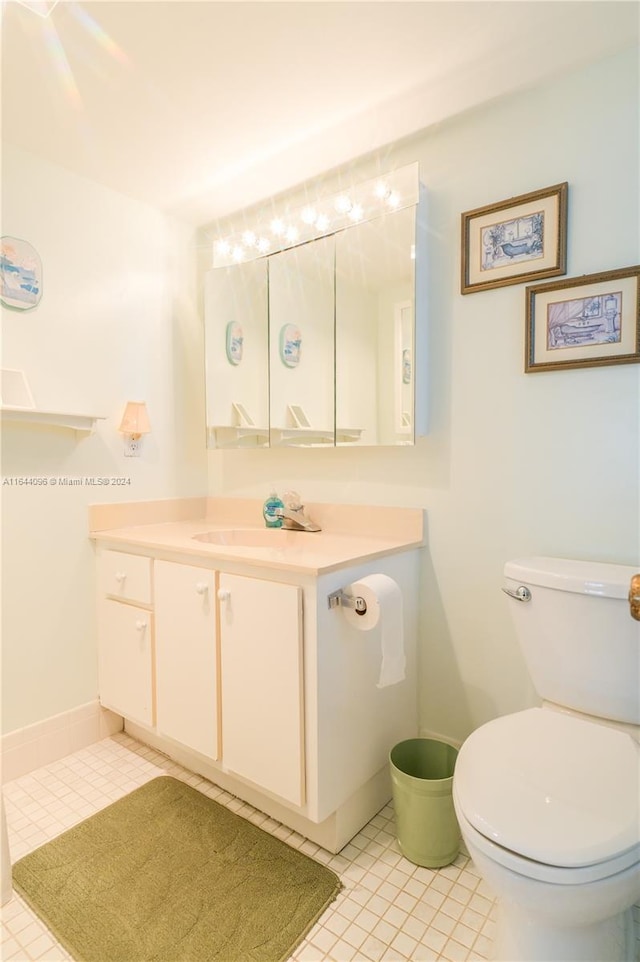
<box><xmin>97</xmin><ymin>550</ymin><xmax>153</xmax><ymax>726</ymax></box>
<box><xmin>154</xmin><ymin>561</ymin><xmax>219</xmax><ymax>761</ymax></box>
<box><xmin>218</xmin><ymin>573</ymin><xmax>304</xmax><ymax>806</ymax></box>
<box><xmin>96</xmin><ymin>551</ymin><xmax>306</xmax><ymax>806</ymax></box>
<box><xmin>92</xmin><ymin>503</ymin><xmax>422</xmax><ymax>854</ymax></box>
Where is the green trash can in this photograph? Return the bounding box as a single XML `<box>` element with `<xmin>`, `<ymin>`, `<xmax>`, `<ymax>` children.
<box><xmin>390</xmin><ymin>738</ymin><xmax>460</xmax><ymax>868</ymax></box>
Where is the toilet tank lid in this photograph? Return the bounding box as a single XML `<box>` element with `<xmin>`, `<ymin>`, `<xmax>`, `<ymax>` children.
<box><xmin>504</xmin><ymin>557</ymin><xmax>637</xmax><ymax>599</ymax></box>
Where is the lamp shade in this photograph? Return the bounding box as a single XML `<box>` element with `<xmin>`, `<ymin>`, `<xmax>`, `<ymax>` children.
<box><xmin>118</xmin><ymin>401</ymin><xmax>151</xmax><ymax>436</ymax></box>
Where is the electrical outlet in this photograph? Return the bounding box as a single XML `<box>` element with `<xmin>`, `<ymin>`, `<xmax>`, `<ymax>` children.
<box><xmin>124</xmin><ymin>437</ymin><xmax>142</xmax><ymax>457</ymax></box>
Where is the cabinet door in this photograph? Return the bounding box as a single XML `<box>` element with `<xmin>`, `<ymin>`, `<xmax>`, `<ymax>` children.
<box><xmin>219</xmin><ymin>574</ymin><xmax>304</xmax><ymax>806</ymax></box>
<box><xmin>98</xmin><ymin>599</ymin><xmax>153</xmax><ymax>725</ymax></box>
<box><xmin>154</xmin><ymin>561</ymin><xmax>219</xmax><ymax>760</ymax></box>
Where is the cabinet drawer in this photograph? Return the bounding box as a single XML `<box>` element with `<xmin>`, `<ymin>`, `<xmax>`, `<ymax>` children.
<box><xmin>99</xmin><ymin>549</ymin><xmax>152</xmax><ymax>605</ymax></box>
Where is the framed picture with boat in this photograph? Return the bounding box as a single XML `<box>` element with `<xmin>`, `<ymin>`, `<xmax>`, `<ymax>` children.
<box><xmin>461</xmin><ymin>183</ymin><xmax>568</xmax><ymax>294</ymax></box>
<box><xmin>525</xmin><ymin>266</ymin><xmax>640</xmax><ymax>373</ymax></box>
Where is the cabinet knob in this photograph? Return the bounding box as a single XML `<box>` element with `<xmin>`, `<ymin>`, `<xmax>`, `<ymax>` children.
<box><xmin>217</xmin><ymin>589</ymin><xmax>230</xmax><ymax>602</ymax></box>
<box><xmin>135</xmin><ymin>619</ymin><xmax>147</xmax><ymax>631</ymax></box>
<box><xmin>115</xmin><ymin>571</ymin><xmax>126</xmax><ymax>583</ymax></box>
<box><xmin>195</xmin><ymin>582</ymin><xmax>208</xmax><ymax>595</ymax></box>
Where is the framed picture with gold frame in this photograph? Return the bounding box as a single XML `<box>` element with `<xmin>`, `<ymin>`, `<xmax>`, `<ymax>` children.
<box><xmin>525</xmin><ymin>266</ymin><xmax>640</xmax><ymax>373</ymax></box>
<box><xmin>461</xmin><ymin>183</ymin><xmax>568</xmax><ymax>294</ymax></box>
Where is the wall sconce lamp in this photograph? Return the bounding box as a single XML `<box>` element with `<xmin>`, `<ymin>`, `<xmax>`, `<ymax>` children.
<box><xmin>118</xmin><ymin>401</ymin><xmax>151</xmax><ymax>457</ymax></box>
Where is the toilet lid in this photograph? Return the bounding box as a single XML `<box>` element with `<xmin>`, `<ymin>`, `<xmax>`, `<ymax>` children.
<box><xmin>455</xmin><ymin>708</ymin><xmax>640</xmax><ymax>868</ymax></box>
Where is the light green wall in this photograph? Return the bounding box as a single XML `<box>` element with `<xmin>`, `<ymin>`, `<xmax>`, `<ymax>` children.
<box><xmin>205</xmin><ymin>49</ymin><xmax>640</xmax><ymax>743</ymax></box>
<box><xmin>2</xmin><ymin>49</ymin><xmax>637</xmax><ymax>742</ymax></box>
<box><xmin>1</xmin><ymin>146</ymin><xmax>206</xmax><ymax>732</ymax></box>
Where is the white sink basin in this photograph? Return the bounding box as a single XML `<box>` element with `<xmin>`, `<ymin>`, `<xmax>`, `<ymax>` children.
<box><xmin>192</xmin><ymin>528</ymin><xmax>320</xmax><ymax>548</ymax></box>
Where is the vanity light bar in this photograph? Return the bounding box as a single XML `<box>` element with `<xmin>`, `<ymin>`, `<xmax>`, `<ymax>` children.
<box><xmin>212</xmin><ymin>162</ymin><xmax>419</xmax><ymax>268</ymax></box>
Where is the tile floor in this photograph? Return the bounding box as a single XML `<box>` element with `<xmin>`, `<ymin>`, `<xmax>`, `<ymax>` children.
<box><xmin>2</xmin><ymin>732</ymin><xmax>639</xmax><ymax>962</ymax></box>
<box><xmin>2</xmin><ymin>732</ymin><xmax>496</xmax><ymax>962</ymax></box>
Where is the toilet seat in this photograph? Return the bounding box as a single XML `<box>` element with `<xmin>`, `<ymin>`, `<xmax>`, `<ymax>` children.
<box><xmin>454</xmin><ymin>796</ymin><xmax>640</xmax><ymax>885</ymax></box>
<box><xmin>454</xmin><ymin>708</ymin><xmax>640</xmax><ymax>871</ymax></box>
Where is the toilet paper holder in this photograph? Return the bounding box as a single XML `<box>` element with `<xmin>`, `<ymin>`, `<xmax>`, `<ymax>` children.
<box><xmin>327</xmin><ymin>589</ymin><xmax>368</xmax><ymax>615</ymax></box>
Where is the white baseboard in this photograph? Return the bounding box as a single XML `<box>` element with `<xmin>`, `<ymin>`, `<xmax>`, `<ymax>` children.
<box><xmin>1</xmin><ymin>701</ymin><xmax>123</xmax><ymax>783</ymax></box>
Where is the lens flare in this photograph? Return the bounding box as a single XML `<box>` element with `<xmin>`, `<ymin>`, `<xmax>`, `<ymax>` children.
<box><xmin>42</xmin><ymin>15</ymin><xmax>82</xmax><ymax>108</ymax></box>
<box><xmin>67</xmin><ymin>2</ymin><xmax>129</xmax><ymax>66</ymax></box>
<box><xmin>14</xmin><ymin>0</ymin><xmax>60</xmax><ymax>17</ymax></box>
<box><xmin>16</xmin><ymin>1</ymin><xmax>130</xmax><ymax>110</ymax></box>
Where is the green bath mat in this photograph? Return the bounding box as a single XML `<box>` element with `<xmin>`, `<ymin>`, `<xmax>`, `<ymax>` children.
<box><xmin>13</xmin><ymin>776</ymin><xmax>341</xmax><ymax>962</ymax></box>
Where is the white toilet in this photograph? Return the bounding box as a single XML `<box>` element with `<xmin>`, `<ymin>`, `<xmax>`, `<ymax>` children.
<box><xmin>453</xmin><ymin>557</ymin><xmax>640</xmax><ymax>962</ymax></box>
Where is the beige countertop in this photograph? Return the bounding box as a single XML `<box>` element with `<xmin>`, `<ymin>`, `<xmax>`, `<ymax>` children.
<box><xmin>89</xmin><ymin>498</ymin><xmax>424</xmax><ymax>575</ymax></box>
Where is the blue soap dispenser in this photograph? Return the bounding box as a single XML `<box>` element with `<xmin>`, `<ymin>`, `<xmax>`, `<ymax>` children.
<box><xmin>263</xmin><ymin>489</ymin><xmax>284</xmax><ymax>528</ymax></box>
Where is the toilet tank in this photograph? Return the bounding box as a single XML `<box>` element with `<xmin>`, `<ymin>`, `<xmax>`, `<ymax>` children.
<box><xmin>504</xmin><ymin>557</ymin><xmax>640</xmax><ymax>725</ymax></box>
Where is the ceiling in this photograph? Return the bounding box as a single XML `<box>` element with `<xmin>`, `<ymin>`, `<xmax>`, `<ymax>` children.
<box><xmin>1</xmin><ymin>1</ymin><xmax>638</xmax><ymax>226</ymax></box>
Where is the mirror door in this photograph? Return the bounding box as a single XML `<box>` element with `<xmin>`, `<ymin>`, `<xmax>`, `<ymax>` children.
<box><xmin>335</xmin><ymin>206</ymin><xmax>416</xmax><ymax>445</ymax></box>
<box><xmin>204</xmin><ymin>201</ymin><xmax>420</xmax><ymax>449</ymax></box>
<box><xmin>268</xmin><ymin>237</ymin><xmax>335</xmax><ymax>447</ymax></box>
<box><xmin>204</xmin><ymin>259</ymin><xmax>269</xmax><ymax>448</ymax></box>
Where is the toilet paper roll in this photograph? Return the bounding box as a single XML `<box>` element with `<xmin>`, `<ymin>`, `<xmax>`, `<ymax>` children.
<box><xmin>342</xmin><ymin>574</ymin><xmax>405</xmax><ymax>688</ymax></box>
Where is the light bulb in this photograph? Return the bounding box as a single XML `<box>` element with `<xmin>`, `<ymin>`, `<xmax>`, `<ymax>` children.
<box><xmin>301</xmin><ymin>206</ymin><xmax>317</xmax><ymax>225</ymax></box>
<box><xmin>387</xmin><ymin>191</ymin><xmax>400</xmax><ymax>209</ymax></box>
<box><xmin>348</xmin><ymin>204</ymin><xmax>363</xmax><ymax>222</ymax></box>
<box><xmin>285</xmin><ymin>225</ymin><xmax>299</xmax><ymax>243</ymax></box>
<box><xmin>335</xmin><ymin>195</ymin><xmax>352</xmax><ymax>214</ymax></box>
<box><xmin>270</xmin><ymin>218</ymin><xmax>285</xmax><ymax>236</ymax></box>
<box><xmin>256</xmin><ymin>237</ymin><xmax>270</xmax><ymax>254</ymax></box>
<box><xmin>374</xmin><ymin>181</ymin><xmax>390</xmax><ymax>200</ymax></box>
<box><xmin>242</xmin><ymin>230</ymin><xmax>256</xmax><ymax>247</ymax></box>
<box><xmin>232</xmin><ymin>246</ymin><xmax>245</xmax><ymax>262</ymax></box>
<box><xmin>315</xmin><ymin>213</ymin><xmax>330</xmax><ymax>231</ymax></box>
<box><xmin>215</xmin><ymin>239</ymin><xmax>231</xmax><ymax>256</ymax></box>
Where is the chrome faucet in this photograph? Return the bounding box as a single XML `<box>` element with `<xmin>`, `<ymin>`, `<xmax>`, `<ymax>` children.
<box><xmin>275</xmin><ymin>492</ymin><xmax>321</xmax><ymax>532</ymax></box>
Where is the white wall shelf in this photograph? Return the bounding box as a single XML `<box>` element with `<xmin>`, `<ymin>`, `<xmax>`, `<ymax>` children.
<box><xmin>271</xmin><ymin>426</ymin><xmax>364</xmax><ymax>446</ymax></box>
<box><xmin>0</xmin><ymin>407</ymin><xmax>106</xmax><ymax>436</ymax></box>
<box><xmin>336</xmin><ymin>428</ymin><xmax>364</xmax><ymax>443</ymax></box>
<box><xmin>207</xmin><ymin>425</ymin><xmax>269</xmax><ymax>449</ymax></box>
<box><xmin>270</xmin><ymin>427</ymin><xmax>335</xmax><ymax>446</ymax></box>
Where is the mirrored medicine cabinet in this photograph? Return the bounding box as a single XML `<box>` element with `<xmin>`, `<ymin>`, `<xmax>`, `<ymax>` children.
<box><xmin>204</xmin><ymin>163</ymin><xmax>426</xmax><ymax>449</ymax></box>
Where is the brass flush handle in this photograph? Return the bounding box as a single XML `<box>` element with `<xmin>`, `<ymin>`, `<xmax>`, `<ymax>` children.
<box><xmin>630</xmin><ymin>574</ymin><xmax>640</xmax><ymax>621</ymax></box>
